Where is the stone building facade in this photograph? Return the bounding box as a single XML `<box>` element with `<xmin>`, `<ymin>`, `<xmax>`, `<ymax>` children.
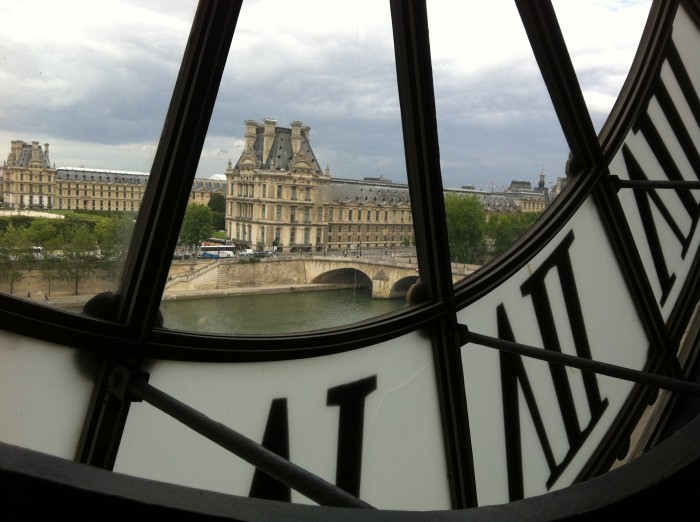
<box><xmin>318</xmin><ymin>177</ymin><xmax>413</xmax><ymax>254</ymax></box>
<box><xmin>190</xmin><ymin>176</ymin><xmax>226</xmax><ymax>206</ymax></box>
<box><xmin>2</xmin><ymin>141</ymin><xmax>55</xmax><ymax>209</ymax></box>
<box><xmin>225</xmin><ymin>119</ymin><xmax>414</xmax><ymax>253</ymax></box>
<box><xmin>54</xmin><ymin>168</ymin><xmax>149</xmax><ymax>212</ymax></box>
<box><xmin>2</xmin><ymin>128</ymin><xmax>550</xmax><ymax>254</ymax></box>
<box><xmin>1</xmin><ymin>140</ymin><xmax>225</xmax><ymax>212</ymax></box>
<box><xmin>225</xmin><ymin>119</ymin><xmax>330</xmax><ymax>252</ymax></box>
<box><xmin>502</xmin><ymin>176</ymin><xmax>550</xmax><ymax>212</ymax></box>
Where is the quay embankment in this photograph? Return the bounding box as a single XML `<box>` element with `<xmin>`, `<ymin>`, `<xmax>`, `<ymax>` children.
<box><xmin>32</xmin><ymin>282</ymin><xmax>359</xmax><ymax>309</ymax></box>
<box><xmin>9</xmin><ymin>258</ymin><xmax>366</xmax><ymax>309</ymax></box>
<box><xmin>161</xmin><ymin>282</ymin><xmax>358</xmax><ymax>301</ymax></box>
<box><xmin>6</xmin><ymin>253</ymin><xmax>443</xmax><ymax>308</ymax></box>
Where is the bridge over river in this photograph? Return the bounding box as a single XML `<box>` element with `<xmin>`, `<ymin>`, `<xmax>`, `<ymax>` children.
<box><xmin>166</xmin><ymin>255</ymin><xmax>474</xmax><ymax>299</ymax></box>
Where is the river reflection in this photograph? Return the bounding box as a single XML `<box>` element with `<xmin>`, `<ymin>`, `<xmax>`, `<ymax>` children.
<box><xmin>160</xmin><ymin>287</ymin><xmax>407</xmax><ymax>334</ymax></box>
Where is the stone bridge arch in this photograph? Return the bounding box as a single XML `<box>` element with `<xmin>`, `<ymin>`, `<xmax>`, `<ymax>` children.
<box><xmin>304</xmin><ymin>258</ymin><xmax>420</xmax><ymax>298</ymax></box>
<box><xmin>311</xmin><ymin>268</ymin><xmax>372</xmax><ymax>289</ymax></box>
<box><xmin>389</xmin><ymin>275</ymin><xmax>419</xmax><ymax>299</ymax></box>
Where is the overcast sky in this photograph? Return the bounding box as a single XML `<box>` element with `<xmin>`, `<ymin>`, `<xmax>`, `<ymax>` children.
<box><xmin>0</xmin><ymin>0</ymin><xmax>652</xmax><ymax>191</ymax></box>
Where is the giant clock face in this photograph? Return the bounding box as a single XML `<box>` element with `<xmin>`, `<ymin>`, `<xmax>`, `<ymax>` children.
<box><xmin>0</xmin><ymin>0</ymin><xmax>699</xmax><ymax>519</ymax></box>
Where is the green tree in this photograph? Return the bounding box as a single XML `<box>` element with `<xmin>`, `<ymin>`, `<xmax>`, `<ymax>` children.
<box><xmin>486</xmin><ymin>211</ymin><xmax>542</xmax><ymax>257</ymax></box>
<box><xmin>29</xmin><ymin>218</ymin><xmax>61</xmax><ymax>248</ymax></box>
<box><xmin>0</xmin><ymin>224</ymin><xmax>29</xmax><ymax>293</ymax></box>
<box><xmin>40</xmin><ymin>248</ymin><xmax>63</xmax><ymax>297</ymax></box>
<box><xmin>95</xmin><ymin>215</ymin><xmax>135</xmax><ymax>280</ymax></box>
<box><xmin>208</xmin><ymin>193</ymin><xmax>226</xmax><ymax>231</ymax></box>
<box><xmin>208</xmin><ymin>193</ymin><xmax>226</xmax><ymax>213</ymax></box>
<box><xmin>6</xmin><ymin>215</ymin><xmax>33</xmax><ymax>230</ymax></box>
<box><xmin>30</xmin><ymin>219</ymin><xmax>65</xmax><ymax>296</ymax></box>
<box><xmin>179</xmin><ymin>204</ymin><xmax>215</xmax><ymax>255</ymax></box>
<box><xmin>443</xmin><ymin>193</ymin><xmax>487</xmax><ymax>264</ymax></box>
<box><xmin>0</xmin><ymin>264</ymin><xmax>24</xmax><ymax>294</ymax></box>
<box><xmin>57</xmin><ymin>224</ymin><xmax>99</xmax><ymax>295</ymax></box>
<box><xmin>63</xmin><ymin>214</ymin><xmax>99</xmax><ymax>235</ymax></box>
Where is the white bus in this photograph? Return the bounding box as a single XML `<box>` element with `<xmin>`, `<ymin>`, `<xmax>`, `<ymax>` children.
<box><xmin>198</xmin><ymin>245</ymin><xmax>235</xmax><ymax>258</ymax></box>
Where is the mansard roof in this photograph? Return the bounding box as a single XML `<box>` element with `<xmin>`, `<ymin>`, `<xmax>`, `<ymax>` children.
<box><xmin>506</xmin><ymin>180</ymin><xmax>533</xmax><ymax>192</ymax></box>
<box><xmin>55</xmin><ymin>167</ymin><xmax>226</xmax><ymax>193</ymax></box>
<box><xmin>235</xmin><ymin>122</ymin><xmax>323</xmax><ymax>175</ymax></box>
<box><xmin>11</xmin><ymin>142</ymin><xmax>51</xmax><ymax>169</ymax></box>
<box><xmin>323</xmin><ymin>177</ymin><xmax>411</xmax><ymax>206</ymax></box>
<box><xmin>56</xmin><ymin>167</ymin><xmax>149</xmax><ymax>184</ymax></box>
<box><xmin>191</xmin><ymin>177</ymin><xmax>226</xmax><ymax>192</ymax></box>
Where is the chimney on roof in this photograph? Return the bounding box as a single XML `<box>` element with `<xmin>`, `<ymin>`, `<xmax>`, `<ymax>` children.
<box><xmin>31</xmin><ymin>141</ymin><xmax>40</xmax><ymax>161</ymax></box>
<box><xmin>290</xmin><ymin>121</ymin><xmax>302</xmax><ymax>155</ymax></box>
<box><xmin>10</xmin><ymin>140</ymin><xmax>24</xmax><ymax>165</ymax></box>
<box><xmin>44</xmin><ymin>143</ymin><xmax>49</xmax><ymax>162</ymax></box>
<box><xmin>263</xmin><ymin>118</ymin><xmax>277</xmax><ymax>164</ymax></box>
<box><xmin>244</xmin><ymin>120</ymin><xmax>257</xmax><ymax>151</ymax></box>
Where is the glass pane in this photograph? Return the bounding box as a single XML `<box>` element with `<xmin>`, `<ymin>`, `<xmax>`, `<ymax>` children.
<box><xmin>0</xmin><ymin>1</ymin><xmax>196</xmax><ymax>313</ymax></box>
<box><xmin>116</xmin><ymin>333</ymin><xmax>451</xmax><ymax>509</ymax></box>
<box><xmin>458</xmin><ymin>198</ymin><xmax>651</xmax><ymax>504</ymax></box>
<box><xmin>428</xmin><ymin>1</ymin><xmax>568</xmax><ymax>278</ymax></box>
<box><xmin>428</xmin><ymin>1</ymin><xmax>568</xmax><ymax>282</ymax></box>
<box><xmin>162</xmin><ymin>0</ymin><xmax>414</xmax><ymax>334</ymax></box>
<box><xmin>0</xmin><ymin>330</ymin><xmax>95</xmax><ymax>459</ymax></box>
<box><xmin>552</xmin><ymin>0</ymin><xmax>653</xmax><ymax>133</ymax></box>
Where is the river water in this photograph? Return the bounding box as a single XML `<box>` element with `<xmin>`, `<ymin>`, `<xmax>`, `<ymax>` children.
<box><xmin>159</xmin><ymin>287</ymin><xmax>407</xmax><ymax>334</ymax></box>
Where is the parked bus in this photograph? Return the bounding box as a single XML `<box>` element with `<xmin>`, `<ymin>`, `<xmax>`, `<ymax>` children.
<box><xmin>198</xmin><ymin>245</ymin><xmax>235</xmax><ymax>258</ymax></box>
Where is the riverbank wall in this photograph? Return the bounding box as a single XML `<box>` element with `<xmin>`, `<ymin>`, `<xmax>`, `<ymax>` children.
<box><xmin>7</xmin><ymin>261</ymin><xmax>361</xmax><ymax>309</ymax></box>
<box><xmin>218</xmin><ymin>258</ymin><xmax>307</xmax><ymax>288</ymax></box>
<box><xmin>166</xmin><ymin>258</ymin><xmax>310</xmax><ymax>293</ymax></box>
<box><xmin>6</xmin><ymin>256</ymin><xmax>419</xmax><ymax>308</ymax></box>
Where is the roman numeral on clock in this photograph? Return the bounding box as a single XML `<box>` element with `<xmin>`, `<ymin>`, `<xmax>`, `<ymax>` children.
<box><xmin>249</xmin><ymin>375</ymin><xmax>377</xmax><ymax>502</ymax></box>
<box><xmin>498</xmin><ymin>231</ymin><xmax>609</xmax><ymax>500</ymax></box>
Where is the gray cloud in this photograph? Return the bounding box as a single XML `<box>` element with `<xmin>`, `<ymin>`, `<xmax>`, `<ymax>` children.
<box><xmin>1</xmin><ymin>0</ymin><xmax>651</xmax><ymax>191</ymax></box>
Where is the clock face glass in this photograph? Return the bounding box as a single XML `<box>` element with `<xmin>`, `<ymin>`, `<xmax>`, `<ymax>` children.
<box><xmin>116</xmin><ymin>331</ymin><xmax>453</xmax><ymax>510</ymax></box>
<box><xmin>0</xmin><ymin>1</ymin><xmax>197</xmax><ymax>312</ymax></box>
<box><xmin>457</xmin><ymin>198</ymin><xmax>651</xmax><ymax>504</ymax></box>
<box><xmin>1</xmin><ymin>0</ymin><xmax>699</xmax><ymax>515</ymax></box>
<box><xmin>161</xmin><ymin>0</ymin><xmax>416</xmax><ymax>334</ymax></box>
<box><xmin>607</xmin><ymin>4</ymin><xmax>700</xmax><ymax>321</ymax></box>
<box><xmin>552</xmin><ymin>0</ymin><xmax>653</xmax><ymax>133</ymax></box>
<box><xmin>0</xmin><ymin>0</ymin><xmax>656</xmax><ymax>334</ymax></box>
<box><xmin>426</xmin><ymin>1</ymin><xmax>566</xmax><ymax>277</ymax></box>
<box><xmin>427</xmin><ymin>0</ymin><xmax>654</xmax><ymax>285</ymax></box>
<box><xmin>158</xmin><ymin>0</ymin><xmax>656</xmax><ymax>335</ymax></box>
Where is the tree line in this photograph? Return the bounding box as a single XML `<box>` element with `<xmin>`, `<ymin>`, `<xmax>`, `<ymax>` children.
<box><xmin>0</xmin><ymin>193</ymin><xmax>539</xmax><ymax>295</ymax></box>
<box><xmin>0</xmin><ymin>211</ymin><xmax>136</xmax><ymax>295</ymax></box>
<box><xmin>444</xmin><ymin>193</ymin><xmax>543</xmax><ymax>265</ymax></box>
<box><xmin>181</xmin><ymin>193</ymin><xmax>542</xmax><ymax>265</ymax></box>
<box><xmin>0</xmin><ymin>195</ymin><xmax>225</xmax><ymax>296</ymax></box>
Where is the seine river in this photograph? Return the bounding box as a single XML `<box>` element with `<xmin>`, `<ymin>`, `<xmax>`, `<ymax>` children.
<box><xmin>159</xmin><ymin>288</ymin><xmax>407</xmax><ymax>334</ymax></box>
